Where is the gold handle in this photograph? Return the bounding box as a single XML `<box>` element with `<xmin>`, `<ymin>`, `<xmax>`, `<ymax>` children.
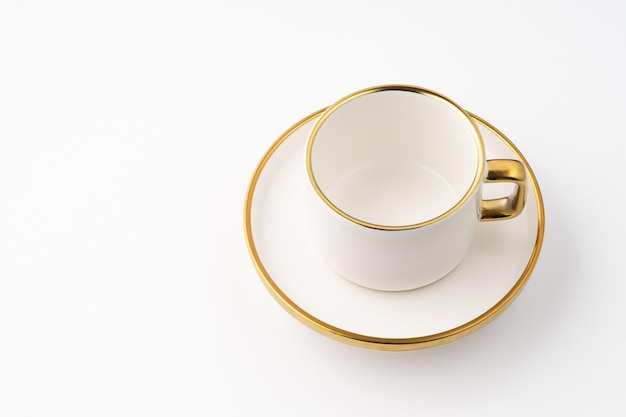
<box><xmin>480</xmin><ymin>159</ymin><xmax>527</xmax><ymax>221</ymax></box>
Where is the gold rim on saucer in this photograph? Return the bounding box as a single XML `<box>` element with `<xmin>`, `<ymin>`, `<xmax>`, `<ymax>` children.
<box><xmin>244</xmin><ymin>109</ymin><xmax>545</xmax><ymax>351</ymax></box>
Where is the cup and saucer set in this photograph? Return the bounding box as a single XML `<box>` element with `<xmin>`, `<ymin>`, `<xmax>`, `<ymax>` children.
<box><xmin>244</xmin><ymin>85</ymin><xmax>544</xmax><ymax>351</ymax></box>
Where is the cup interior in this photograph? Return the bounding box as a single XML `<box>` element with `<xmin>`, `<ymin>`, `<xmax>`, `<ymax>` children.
<box><xmin>308</xmin><ymin>88</ymin><xmax>481</xmax><ymax>227</ymax></box>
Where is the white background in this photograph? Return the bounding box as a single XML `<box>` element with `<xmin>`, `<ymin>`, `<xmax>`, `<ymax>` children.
<box><xmin>1</xmin><ymin>1</ymin><xmax>624</xmax><ymax>415</ymax></box>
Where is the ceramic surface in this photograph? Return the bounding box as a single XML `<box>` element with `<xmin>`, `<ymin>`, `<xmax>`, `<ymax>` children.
<box><xmin>244</xmin><ymin>110</ymin><xmax>544</xmax><ymax>350</ymax></box>
<box><xmin>305</xmin><ymin>86</ymin><xmax>488</xmax><ymax>291</ymax></box>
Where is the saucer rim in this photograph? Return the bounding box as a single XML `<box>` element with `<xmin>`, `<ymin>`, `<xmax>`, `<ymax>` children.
<box><xmin>244</xmin><ymin>108</ymin><xmax>545</xmax><ymax>351</ymax></box>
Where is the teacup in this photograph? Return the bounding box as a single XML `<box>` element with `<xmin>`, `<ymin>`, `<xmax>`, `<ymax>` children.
<box><xmin>305</xmin><ymin>85</ymin><xmax>526</xmax><ymax>291</ymax></box>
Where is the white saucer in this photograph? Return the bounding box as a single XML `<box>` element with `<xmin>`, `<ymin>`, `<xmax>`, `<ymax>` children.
<box><xmin>244</xmin><ymin>109</ymin><xmax>544</xmax><ymax>351</ymax></box>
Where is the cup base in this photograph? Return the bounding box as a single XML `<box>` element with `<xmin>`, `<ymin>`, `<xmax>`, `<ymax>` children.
<box><xmin>330</xmin><ymin>259</ymin><xmax>461</xmax><ymax>292</ymax></box>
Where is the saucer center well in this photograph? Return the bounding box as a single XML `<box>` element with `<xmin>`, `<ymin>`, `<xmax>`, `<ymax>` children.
<box><xmin>325</xmin><ymin>160</ymin><xmax>459</xmax><ymax>226</ymax></box>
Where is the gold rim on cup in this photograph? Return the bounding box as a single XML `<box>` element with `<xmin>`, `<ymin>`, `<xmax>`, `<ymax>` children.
<box><xmin>305</xmin><ymin>85</ymin><xmax>486</xmax><ymax>231</ymax></box>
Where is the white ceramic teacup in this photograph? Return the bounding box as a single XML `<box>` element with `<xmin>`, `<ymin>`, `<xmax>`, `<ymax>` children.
<box><xmin>305</xmin><ymin>85</ymin><xmax>527</xmax><ymax>291</ymax></box>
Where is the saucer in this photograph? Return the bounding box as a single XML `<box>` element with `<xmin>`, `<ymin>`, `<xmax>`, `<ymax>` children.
<box><xmin>244</xmin><ymin>109</ymin><xmax>544</xmax><ymax>351</ymax></box>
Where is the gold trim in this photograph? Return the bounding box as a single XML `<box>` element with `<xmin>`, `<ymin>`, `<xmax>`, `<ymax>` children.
<box><xmin>306</xmin><ymin>85</ymin><xmax>485</xmax><ymax>231</ymax></box>
<box><xmin>244</xmin><ymin>109</ymin><xmax>545</xmax><ymax>351</ymax></box>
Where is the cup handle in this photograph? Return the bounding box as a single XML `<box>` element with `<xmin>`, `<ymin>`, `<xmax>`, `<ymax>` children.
<box><xmin>480</xmin><ymin>159</ymin><xmax>527</xmax><ymax>221</ymax></box>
